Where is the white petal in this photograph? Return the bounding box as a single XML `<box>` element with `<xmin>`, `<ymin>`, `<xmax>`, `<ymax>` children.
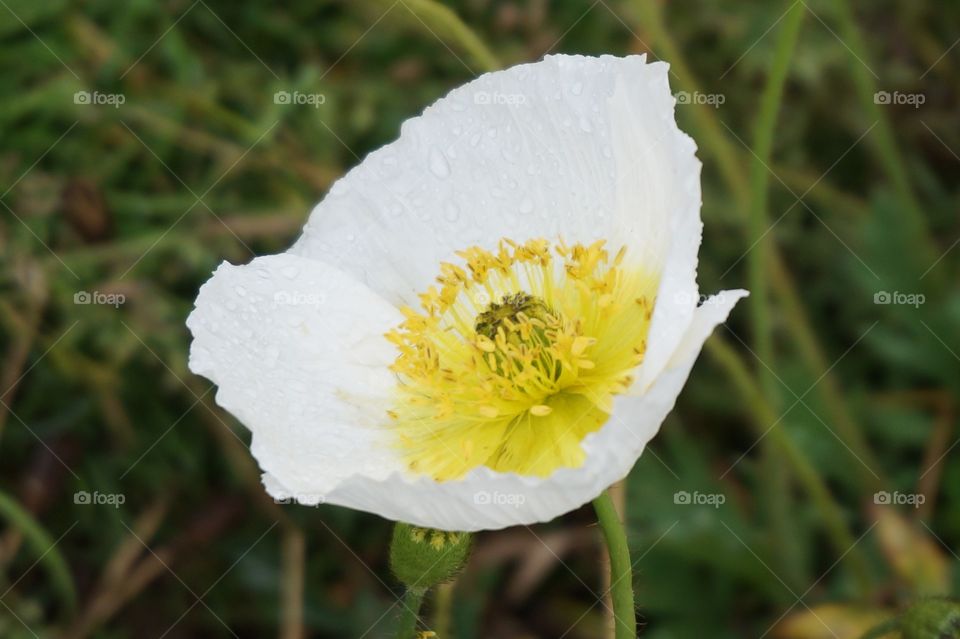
<box><xmin>186</xmin><ymin>254</ymin><xmax>406</xmax><ymax>498</ymax></box>
<box><xmin>187</xmin><ymin>54</ymin><xmax>732</xmax><ymax>531</ymax></box>
<box><xmin>261</xmin><ymin>289</ymin><xmax>745</xmax><ymax>532</ymax></box>
<box><xmin>666</xmin><ymin>290</ymin><xmax>749</xmax><ymax>367</ymax></box>
<box><xmin>290</xmin><ymin>54</ymin><xmax>700</xmax><ymax>315</ymax></box>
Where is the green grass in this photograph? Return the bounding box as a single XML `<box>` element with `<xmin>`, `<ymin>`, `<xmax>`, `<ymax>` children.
<box><xmin>1</xmin><ymin>0</ymin><xmax>959</xmax><ymax>637</ymax></box>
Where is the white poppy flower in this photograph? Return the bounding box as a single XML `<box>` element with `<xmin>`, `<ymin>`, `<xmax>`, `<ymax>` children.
<box><xmin>187</xmin><ymin>54</ymin><xmax>747</xmax><ymax>532</ymax></box>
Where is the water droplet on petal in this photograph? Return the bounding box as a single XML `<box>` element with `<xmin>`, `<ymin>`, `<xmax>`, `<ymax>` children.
<box><xmin>429</xmin><ymin>148</ymin><xmax>450</xmax><ymax>178</ymax></box>
<box><xmin>445</xmin><ymin>202</ymin><xmax>460</xmax><ymax>222</ymax></box>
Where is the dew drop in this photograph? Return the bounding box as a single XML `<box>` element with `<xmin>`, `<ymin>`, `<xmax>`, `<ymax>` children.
<box><xmin>429</xmin><ymin>148</ymin><xmax>450</xmax><ymax>178</ymax></box>
<box><xmin>445</xmin><ymin>201</ymin><xmax>460</xmax><ymax>222</ymax></box>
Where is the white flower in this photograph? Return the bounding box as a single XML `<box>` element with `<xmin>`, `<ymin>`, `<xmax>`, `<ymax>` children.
<box><xmin>187</xmin><ymin>54</ymin><xmax>747</xmax><ymax>531</ymax></box>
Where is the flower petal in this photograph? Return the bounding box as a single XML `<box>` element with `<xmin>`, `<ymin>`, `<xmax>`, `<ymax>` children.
<box><xmin>188</xmin><ymin>54</ymin><xmax>737</xmax><ymax>532</ymax></box>
<box><xmin>186</xmin><ymin>254</ymin><xmax>406</xmax><ymax>498</ymax></box>
<box><xmin>666</xmin><ymin>290</ymin><xmax>749</xmax><ymax>367</ymax></box>
<box><xmin>260</xmin><ymin>289</ymin><xmax>745</xmax><ymax>531</ymax></box>
<box><xmin>290</xmin><ymin>54</ymin><xmax>700</xmax><ymax>316</ymax></box>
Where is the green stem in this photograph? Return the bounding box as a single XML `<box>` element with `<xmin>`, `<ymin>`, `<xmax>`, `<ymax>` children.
<box><xmin>706</xmin><ymin>337</ymin><xmax>874</xmax><ymax>596</ymax></box>
<box><xmin>385</xmin><ymin>0</ymin><xmax>500</xmax><ymax>73</ymax></box>
<box><xmin>829</xmin><ymin>1</ymin><xmax>933</xmax><ymax>257</ymax></box>
<box><xmin>771</xmin><ymin>254</ymin><xmax>883</xmax><ymax>491</ymax></box>
<box><xmin>750</xmin><ymin>0</ymin><xmax>805</xmax><ymax>591</ymax></box>
<box><xmin>748</xmin><ymin>0</ymin><xmax>803</xmax><ymax>383</ymax></box>
<box><xmin>432</xmin><ymin>581</ymin><xmax>454</xmax><ymax>639</ymax></box>
<box><xmin>395</xmin><ymin>587</ymin><xmax>426</xmax><ymax>639</ymax></box>
<box><xmin>632</xmin><ymin>0</ymin><xmax>749</xmax><ymax>204</ymax></box>
<box><xmin>633</xmin><ymin>0</ymin><xmax>885</xmax><ymax>548</ymax></box>
<box><xmin>593</xmin><ymin>491</ymin><xmax>636</xmax><ymax>639</ymax></box>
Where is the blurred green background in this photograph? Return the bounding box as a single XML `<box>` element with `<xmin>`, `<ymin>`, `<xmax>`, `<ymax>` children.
<box><xmin>1</xmin><ymin>0</ymin><xmax>958</xmax><ymax>637</ymax></box>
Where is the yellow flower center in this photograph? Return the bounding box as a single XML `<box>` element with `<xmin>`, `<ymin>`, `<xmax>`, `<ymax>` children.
<box><xmin>386</xmin><ymin>238</ymin><xmax>658</xmax><ymax>481</ymax></box>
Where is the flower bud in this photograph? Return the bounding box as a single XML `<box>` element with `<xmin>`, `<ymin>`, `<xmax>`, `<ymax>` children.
<box><xmin>901</xmin><ymin>597</ymin><xmax>960</xmax><ymax>639</ymax></box>
<box><xmin>390</xmin><ymin>523</ymin><xmax>472</xmax><ymax>590</ymax></box>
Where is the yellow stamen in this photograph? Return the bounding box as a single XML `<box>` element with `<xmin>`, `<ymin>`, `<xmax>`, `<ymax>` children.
<box><xmin>387</xmin><ymin>238</ymin><xmax>658</xmax><ymax>481</ymax></box>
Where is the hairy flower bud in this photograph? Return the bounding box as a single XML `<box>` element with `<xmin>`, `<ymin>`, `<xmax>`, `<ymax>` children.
<box><xmin>901</xmin><ymin>597</ymin><xmax>960</xmax><ymax>639</ymax></box>
<box><xmin>390</xmin><ymin>523</ymin><xmax>472</xmax><ymax>590</ymax></box>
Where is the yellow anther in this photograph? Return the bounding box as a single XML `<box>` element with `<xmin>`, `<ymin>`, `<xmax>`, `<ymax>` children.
<box><xmin>475</xmin><ymin>335</ymin><xmax>497</xmax><ymax>353</ymax></box>
<box><xmin>571</xmin><ymin>336</ymin><xmax>596</xmax><ymax>357</ymax></box>
<box><xmin>385</xmin><ymin>237</ymin><xmax>658</xmax><ymax>481</ymax></box>
<box><xmin>479</xmin><ymin>405</ymin><xmax>499</xmax><ymax>418</ymax></box>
